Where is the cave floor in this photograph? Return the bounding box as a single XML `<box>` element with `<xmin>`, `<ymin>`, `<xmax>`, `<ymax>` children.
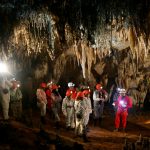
<box><xmin>43</xmin><ymin>110</ymin><xmax>150</xmax><ymax>150</ymax></box>
<box><xmin>0</xmin><ymin>108</ymin><xmax>150</xmax><ymax>150</ymax></box>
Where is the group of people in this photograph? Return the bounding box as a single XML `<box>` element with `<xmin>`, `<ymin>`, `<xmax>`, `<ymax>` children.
<box><xmin>36</xmin><ymin>81</ymin><xmax>133</xmax><ymax>142</ymax></box>
<box><xmin>36</xmin><ymin>81</ymin><xmax>92</xmax><ymax>141</ymax></box>
<box><xmin>1</xmin><ymin>72</ymin><xmax>149</xmax><ymax>144</ymax></box>
<box><xmin>0</xmin><ymin>78</ymin><xmax>22</xmax><ymax>121</ymax></box>
<box><xmin>0</xmin><ymin>76</ymin><xmax>135</xmax><ymax>142</ymax></box>
<box><xmin>36</xmin><ymin>81</ymin><xmax>62</xmax><ymax>126</ymax></box>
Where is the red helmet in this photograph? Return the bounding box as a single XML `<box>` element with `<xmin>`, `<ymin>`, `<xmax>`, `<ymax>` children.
<box><xmin>76</xmin><ymin>91</ymin><xmax>83</xmax><ymax>99</ymax></box>
<box><xmin>66</xmin><ymin>90</ymin><xmax>73</xmax><ymax>97</ymax></box>
<box><xmin>96</xmin><ymin>84</ymin><xmax>102</xmax><ymax>90</ymax></box>
<box><xmin>51</xmin><ymin>84</ymin><xmax>59</xmax><ymax>90</ymax></box>
<box><xmin>82</xmin><ymin>89</ymin><xmax>90</xmax><ymax>96</ymax></box>
<box><xmin>40</xmin><ymin>82</ymin><xmax>47</xmax><ymax>88</ymax></box>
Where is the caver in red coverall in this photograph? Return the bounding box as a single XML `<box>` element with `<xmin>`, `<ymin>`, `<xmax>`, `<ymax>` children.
<box><xmin>114</xmin><ymin>95</ymin><xmax>132</xmax><ymax>130</ymax></box>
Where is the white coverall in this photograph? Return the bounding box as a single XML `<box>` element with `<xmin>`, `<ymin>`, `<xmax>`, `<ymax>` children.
<box><xmin>36</xmin><ymin>89</ymin><xmax>47</xmax><ymax>117</ymax></box>
<box><xmin>0</xmin><ymin>79</ymin><xmax>12</xmax><ymax>120</ymax></box>
<box><xmin>93</xmin><ymin>89</ymin><xmax>107</xmax><ymax>119</ymax></box>
<box><xmin>62</xmin><ymin>96</ymin><xmax>75</xmax><ymax>128</ymax></box>
<box><xmin>83</xmin><ymin>96</ymin><xmax>92</xmax><ymax>126</ymax></box>
<box><xmin>74</xmin><ymin>99</ymin><xmax>86</xmax><ymax>136</ymax></box>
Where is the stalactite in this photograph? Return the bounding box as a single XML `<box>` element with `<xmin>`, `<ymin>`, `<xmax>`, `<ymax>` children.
<box><xmin>0</xmin><ymin>0</ymin><xmax>149</xmax><ymax>83</ymax></box>
<box><xmin>73</xmin><ymin>41</ymin><xmax>81</xmax><ymax>66</ymax></box>
<box><xmin>128</xmin><ymin>26</ymin><xmax>136</xmax><ymax>59</ymax></box>
<box><xmin>86</xmin><ymin>47</ymin><xmax>95</xmax><ymax>78</ymax></box>
<box><xmin>11</xmin><ymin>11</ymin><xmax>56</xmax><ymax>60</ymax></box>
<box><xmin>81</xmin><ymin>41</ymin><xmax>86</xmax><ymax>78</ymax></box>
<box><xmin>139</xmin><ymin>34</ymin><xmax>148</xmax><ymax>59</ymax></box>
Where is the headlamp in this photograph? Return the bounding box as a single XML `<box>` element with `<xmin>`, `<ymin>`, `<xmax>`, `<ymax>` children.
<box><xmin>120</xmin><ymin>101</ymin><xmax>124</xmax><ymax>105</ymax></box>
<box><xmin>117</xmin><ymin>88</ymin><xmax>121</xmax><ymax>91</ymax></box>
<box><xmin>119</xmin><ymin>88</ymin><xmax>126</xmax><ymax>93</ymax></box>
<box><xmin>119</xmin><ymin>100</ymin><xmax>127</xmax><ymax>107</ymax></box>
<box><xmin>0</xmin><ymin>62</ymin><xmax>8</xmax><ymax>73</ymax></box>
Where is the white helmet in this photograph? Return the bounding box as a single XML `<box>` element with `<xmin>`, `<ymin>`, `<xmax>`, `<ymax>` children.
<box><xmin>47</xmin><ymin>81</ymin><xmax>53</xmax><ymax>87</ymax></box>
<box><xmin>119</xmin><ymin>88</ymin><xmax>126</xmax><ymax>93</ymax></box>
<box><xmin>117</xmin><ymin>88</ymin><xmax>121</xmax><ymax>92</ymax></box>
<box><xmin>68</xmin><ymin>82</ymin><xmax>75</xmax><ymax>87</ymax></box>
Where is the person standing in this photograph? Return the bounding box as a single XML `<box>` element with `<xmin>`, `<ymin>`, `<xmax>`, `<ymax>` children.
<box><xmin>113</xmin><ymin>89</ymin><xmax>132</xmax><ymax>132</ymax></box>
<box><xmin>36</xmin><ymin>82</ymin><xmax>47</xmax><ymax>125</ymax></box>
<box><xmin>93</xmin><ymin>83</ymin><xmax>108</xmax><ymax>126</ymax></box>
<box><xmin>62</xmin><ymin>90</ymin><xmax>75</xmax><ymax>130</ymax></box>
<box><xmin>0</xmin><ymin>78</ymin><xmax>12</xmax><ymax>121</ymax></box>
<box><xmin>74</xmin><ymin>91</ymin><xmax>88</xmax><ymax>142</ymax></box>
<box><xmin>50</xmin><ymin>87</ymin><xmax>62</xmax><ymax>127</ymax></box>
<box><xmin>112</xmin><ymin>88</ymin><xmax>121</xmax><ymax>113</ymax></box>
<box><xmin>82</xmin><ymin>89</ymin><xmax>92</xmax><ymax>130</ymax></box>
<box><xmin>45</xmin><ymin>82</ymin><xmax>53</xmax><ymax>111</ymax></box>
<box><xmin>46</xmin><ymin>82</ymin><xmax>61</xmax><ymax>121</ymax></box>
<box><xmin>10</xmin><ymin>79</ymin><xmax>22</xmax><ymax>120</ymax></box>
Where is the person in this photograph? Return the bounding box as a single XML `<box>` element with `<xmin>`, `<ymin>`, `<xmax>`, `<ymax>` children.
<box><xmin>45</xmin><ymin>82</ymin><xmax>52</xmax><ymax>111</ymax></box>
<box><xmin>74</xmin><ymin>91</ymin><xmax>88</xmax><ymax>142</ymax></box>
<box><xmin>112</xmin><ymin>88</ymin><xmax>121</xmax><ymax>113</ymax></box>
<box><xmin>93</xmin><ymin>83</ymin><xmax>108</xmax><ymax>126</ymax></box>
<box><xmin>36</xmin><ymin>82</ymin><xmax>47</xmax><ymax>125</ymax></box>
<box><xmin>46</xmin><ymin>82</ymin><xmax>62</xmax><ymax>126</ymax></box>
<box><xmin>50</xmin><ymin>86</ymin><xmax>62</xmax><ymax>128</ymax></box>
<box><xmin>0</xmin><ymin>78</ymin><xmax>13</xmax><ymax>121</ymax></box>
<box><xmin>45</xmin><ymin>82</ymin><xmax>60</xmax><ymax>114</ymax></box>
<box><xmin>82</xmin><ymin>89</ymin><xmax>92</xmax><ymax>131</ymax></box>
<box><xmin>109</xmin><ymin>84</ymin><xmax>116</xmax><ymax>104</ymax></box>
<box><xmin>10</xmin><ymin>79</ymin><xmax>23</xmax><ymax>120</ymax></box>
<box><xmin>113</xmin><ymin>88</ymin><xmax>132</xmax><ymax>132</ymax></box>
<box><xmin>62</xmin><ymin>90</ymin><xmax>75</xmax><ymax>130</ymax></box>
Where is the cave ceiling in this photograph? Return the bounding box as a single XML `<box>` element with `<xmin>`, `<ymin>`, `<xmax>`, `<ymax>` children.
<box><xmin>0</xmin><ymin>0</ymin><xmax>150</xmax><ymax>86</ymax></box>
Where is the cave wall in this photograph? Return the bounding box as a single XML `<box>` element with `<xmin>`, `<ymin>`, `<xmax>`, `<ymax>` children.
<box><xmin>0</xmin><ymin>0</ymin><xmax>149</xmax><ymax>90</ymax></box>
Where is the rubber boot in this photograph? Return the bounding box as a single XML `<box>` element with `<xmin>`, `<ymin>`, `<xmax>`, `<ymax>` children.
<box><xmin>113</xmin><ymin>128</ymin><xmax>118</xmax><ymax>132</ymax></box>
<box><xmin>83</xmin><ymin>134</ymin><xmax>89</xmax><ymax>142</ymax></box>
<box><xmin>99</xmin><ymin>117</ymin><xmax>102</xmax><ymax>127</ymax></box>
<box><xmin>86</xmin><ymin>125</ymin><xmax>90</xmax><ymax>132</ymax></box>
<box><xmin>55</xmin><ymin>121</ymin><xmax>60</xmax><ymax>129</ymax></box>
<box><xmin>41</xmin><ymin>116</ymin><xmax>46</xmax><ymax>124</ymax></box>
<box><xmin>93</xmin><ymin>119</ymin><xmax>97</xmax><ymax>126</ymax></box>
